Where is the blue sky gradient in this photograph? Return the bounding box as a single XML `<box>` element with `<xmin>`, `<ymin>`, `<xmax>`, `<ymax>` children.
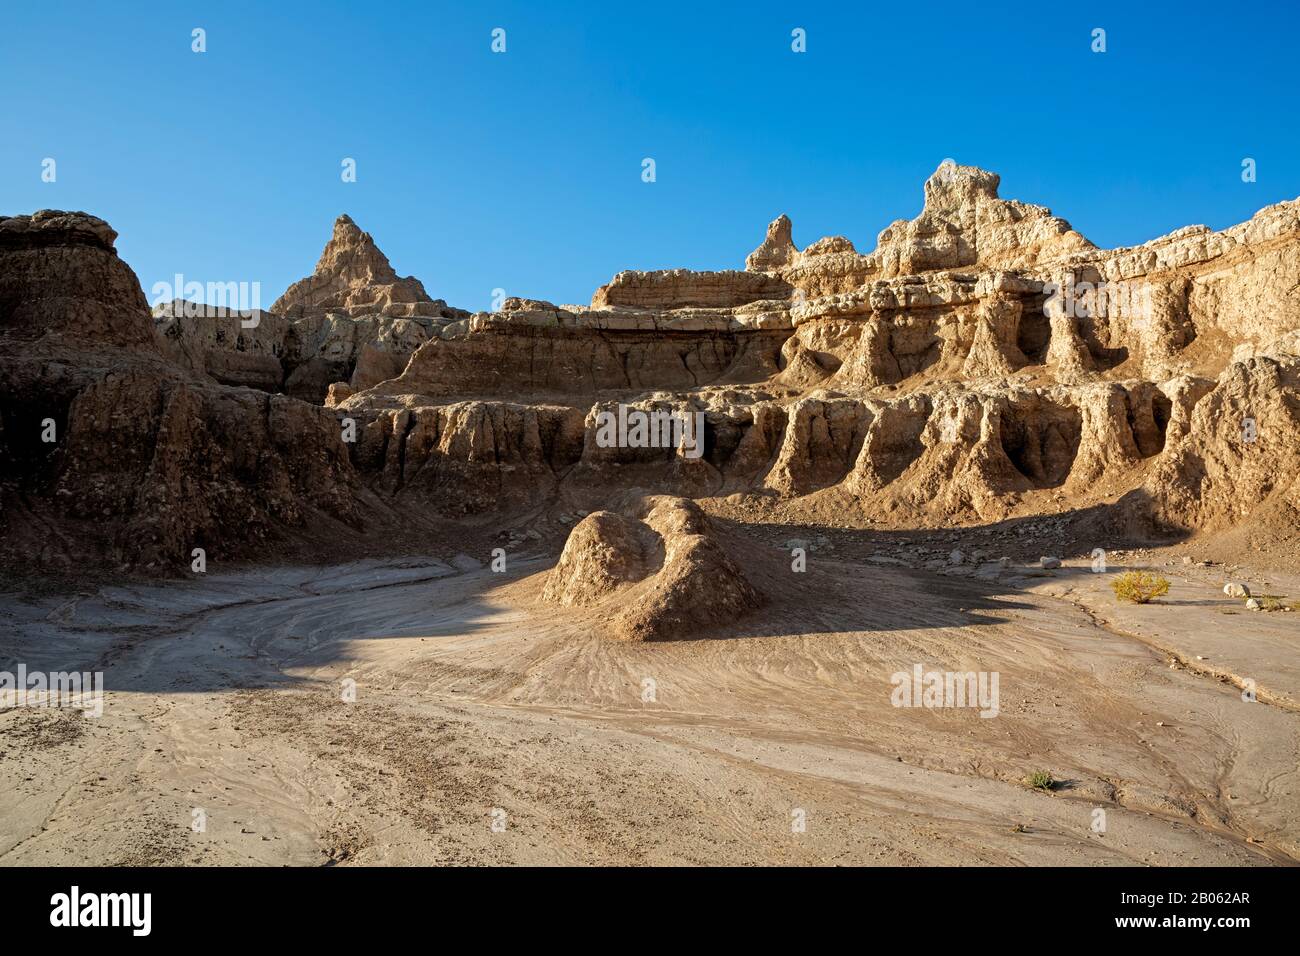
<box><xmin>3</xmin><ymin>0</ymin><xmax>1298</xmax><ymax>311</ymax></box>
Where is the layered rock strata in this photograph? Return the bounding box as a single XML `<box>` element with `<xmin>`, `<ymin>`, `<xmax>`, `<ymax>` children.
<box><xmin>5</xmin><ymin>160</ymin><xmax>1299</xmax><ymax>577</ymax></box>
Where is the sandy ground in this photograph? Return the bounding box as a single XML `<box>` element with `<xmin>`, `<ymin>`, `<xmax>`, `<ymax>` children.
<box><xmin>1</xmin><ymin>546</ymin><xmax>1297</xmax><ymax>866</ymax></box>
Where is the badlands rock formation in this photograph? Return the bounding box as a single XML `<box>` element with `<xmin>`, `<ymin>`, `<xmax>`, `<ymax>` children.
<box><xmin>155</xmin><ymin>215</ymin><xmax>468</xmax><ymax>402</ymax></box>
<box><xmin>0</xmin><ymin>211</ymin><xmax>359</xmax><ymax>572</ymax></box>
<box><xmin>1</xmin><ymin>210</ymin><xmax>157</xmax><ymax>350</ymax></box>
<box><xmin>4</xmin><ymin>162</ymin><xmax>1300</xmax><ymax>622</ymax></box>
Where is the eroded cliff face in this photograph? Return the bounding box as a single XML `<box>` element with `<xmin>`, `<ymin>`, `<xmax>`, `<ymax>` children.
<box><xmin>5</xmin><ymin>160</ymin><xmax>1300</xmax><ymax>576</ymax></box>
<box><xmin>0</xmin><ymin>212</ymin><xmax>361</xmax><ymax>573</ymax></box>
<box><xmin>154</xmin><ymin>306</ymin><xmax>454</xmax><ymax>403</ymax></box>
<box><xmin>374</xmin><ymin>298</ymin><xmax>791</xmax><ymax>400</ymax></box>
<box><xmin>0</xmin><ymin>211</ymin><xmax>158</xmax><ymax>351</ymax></box>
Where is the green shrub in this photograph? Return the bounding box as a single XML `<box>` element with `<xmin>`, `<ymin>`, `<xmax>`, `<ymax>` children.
<box><xmin>1025</xmin><ymin>770</ymin><xmax>1055</xmax><ymax>791</ymax></box>
<box><xmin>1111</xmin><ymin>571</ymin><xmax>1170</xmax><ymax>604</ymax></box>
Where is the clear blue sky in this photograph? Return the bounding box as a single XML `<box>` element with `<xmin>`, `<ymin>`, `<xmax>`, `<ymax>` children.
<box><xmin>3</xmin><ymin>0</ymin><xmax>1297</xmax><ymax>312</ymax></box>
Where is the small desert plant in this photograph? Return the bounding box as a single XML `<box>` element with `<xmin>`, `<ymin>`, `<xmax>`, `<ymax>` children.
<box><xmin>1025</xmin><ymin>770</ymin><xmax>1055</xmax><ymax>791</ymax></box>
<box><xmin>1111</xmin><ymin>570</ymin><xmax>1170</xmax><ymax>604</ymax></box>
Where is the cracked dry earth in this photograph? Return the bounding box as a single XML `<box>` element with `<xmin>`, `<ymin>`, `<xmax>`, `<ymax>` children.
<box><xmin>2</xmin><ymin>544</ymin><xmax>1297</xmax><ymax>866</ymax></box>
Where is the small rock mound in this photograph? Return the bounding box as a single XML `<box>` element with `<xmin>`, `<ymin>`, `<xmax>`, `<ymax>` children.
<box><xmin>543</xmin><ymin>496</ymin><xmax>762</xmax><ymax>640</ymax></box>
<box><xmin>542</xmin><ymin>511</ymin><xmax>647</xmax><ymax>607</ymax></box>
<box><xmin>614</xmin><ymin>532</ymin><xmax>761</xmax><ymax>642</ymax></box>
<box><xmin>633</xmin><ymin>494</ymin><xmax>712</xmax><ymax>537</ymax></box>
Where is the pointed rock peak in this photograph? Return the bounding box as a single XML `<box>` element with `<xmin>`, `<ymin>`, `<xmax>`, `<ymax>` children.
<box><xmin>924</xmin><ymin>161</ymin><xmax>1001</xmax><ymax>208</ymax></box>
<box><xmin>271</xmin><ymin>214</ymin><xmax>444</xmax><ymax>319</ymax></box>
<box><xmin>329</xmin><ymin>213</ymin><xmax>366</xmax><ymax>245</ymax></box>
<box><xmin>314</xmin><ymin>213</ymin><xmax>398</xmax><ymax>285</ymax></box>
<box><xmin>746</xmin><ymin>214</ymin><xmax>798</xmax><ymax>272</ymax></box>
<box><xmin>326</xmin><ymin>212</ymin><xmax>367</xmax><ymax>246</ymax></box>
<box><xmin>766</xmin><ymin>214</ymin><xmax>793</xmax><ymax>238</ymax></box>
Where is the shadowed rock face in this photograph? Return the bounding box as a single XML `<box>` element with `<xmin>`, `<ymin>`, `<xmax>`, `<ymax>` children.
<box><xmin>0</xmin><ymin>211</ymin><xmax>157</xmax><ymax>350</ymax></box>
<box><xmin>4</xmin><ymin>159</ymin><xmax>1300</xmax><ymax>577</ymax></box>
<box><xmin>374</xmin><ymin>307</ymin><xmax>790</xmax><ymax>400</ymax></box>
<box><xmin>0</xmin><ymin>211</ymin><xmax>361</xmax><ymax>573</ymax></box>
<box><xmin>154</xmin><ymin>307</ymin><xmax>454</xmax><ymax>403</ymax></box>
<box><xmin>353</xmin><ymin>400</ymin><xmax>586</xmax><ymax>515</ymax></box>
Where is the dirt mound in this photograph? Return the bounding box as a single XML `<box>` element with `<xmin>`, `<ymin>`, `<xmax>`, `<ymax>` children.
<box><xmin>543</xmin><ymin>496</ymin><xmax>762</xmax><ymax>641</ymax></box>
<box><xmin>541</xmin><ymin>511</ymin><xmax>648</xmax><ymax>606</ymax></box>
<box><xmin>612</xmin><ymin>529</ymin><xmax>763</xmax><ymax>642</ymax></box>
